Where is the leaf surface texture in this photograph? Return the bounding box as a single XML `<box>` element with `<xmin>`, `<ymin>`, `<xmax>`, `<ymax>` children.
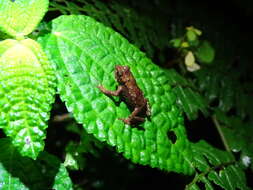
<box><xmin>0</xmin><ymin>0</ymin><xmax>48</xmax><ymax>38</ymax></box>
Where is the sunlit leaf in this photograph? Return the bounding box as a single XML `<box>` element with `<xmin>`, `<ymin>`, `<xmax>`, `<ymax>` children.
<box><xmin>0</xmin><ymin>39</ymin><xmax>56</xmax><ymax>159</ymax></box>
<box><xmin>0</xmin><ymin>0</ymin><xmax>49</xmax><ymax>38</ymax></box>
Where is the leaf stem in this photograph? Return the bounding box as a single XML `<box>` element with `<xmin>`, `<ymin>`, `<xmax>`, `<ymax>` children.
<box><xmin>53</xmin><ymin>113</ymin><xmax>71</xmax><ymax>122</ymax></box>
<box><xmin>212</xmin><ymin>115</ymin><xmax>231</xmax><ymax>153</ymax></box>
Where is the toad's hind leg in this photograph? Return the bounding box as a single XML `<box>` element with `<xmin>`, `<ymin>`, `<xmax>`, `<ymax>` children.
<box><xmin>119</xmin><ymin>107</ymin><xmax>144</xmax><ymax>125</ymax></box>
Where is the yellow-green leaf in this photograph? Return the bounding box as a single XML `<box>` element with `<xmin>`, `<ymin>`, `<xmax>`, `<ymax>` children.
<box><xmin>0</xmin><ymin>0</ymin><xmax>49</xmax><ymax>38</ymax></box>
<box><xmin>0</xmin><ymin>38</ymin><xmax>56</xmax><ymax>159</ymax></box>
<box><xmin>185</xmin><ymin>51</ymin><xmax>200</xmax><ymax>72</ymax></box>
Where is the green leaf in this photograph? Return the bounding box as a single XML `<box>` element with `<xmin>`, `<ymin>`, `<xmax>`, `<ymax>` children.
<box><xmin>186</xmin><ymin>26</ymin><xmax>202</xmax><ymax>36</ymax></box>
<box><xmin>0</xmin><ymin>163</ymin><xmax>29</xmax><ymax>190</ymax></box>
<box><xmin>188</xmin><ymin>141</ymin><xmax>250</xmax><ymax>190</ymax></box>
<box><xmin>39</xmin><ymin>15</ymin><xmax>194</xmax><ymax>174</ymax></box>
<box><xmin>0</xmin><ymin>138</ymin><xmax>73</xmax><ymax>190</ymax></box>
<box><xmin>195</xmin><ymin>41</ymin><xmax>215</xmax><ymax>64</ymax></box>
<box><xmin>0</xmin><ymin>39</ymin><xmax>56</xmax><ymax>159</ymax></box>
<box><xmin>195</xmin><ymin>63</ymin><xmax>252</xmax><ymax>121</ymax></box>
<box><xmin>163</xmin><ymin>69</ymin><xmax>209</xmax><ymax>120</ymax></box>
<box><xmin>185</xmin><ymin>51</ymin><xmax>200</xmax><ymax>72</ymax></box>
<box><xmin>215</xmin><ymin>111</ymin><xmax>253</xmax><ymax>169</ymax></box>
<box><xmin>170</xmin><ymin>38</ymin><xmax>182</xmax><ymax>48</ymax></box>
<box><xmin>172</xmin><ymin>86</ymin><xmax>208</xmax><ymax>120</ymax></box>
<box><xmin>0</xmin><ymin>0</ymin><xmax>49</xmax><ymax>38</ymax></box>
<box><xmin>163</xmin><ymin>68</ymin><xmax>189</xmax><ymax>86</ymax></box>
<box><xmin>53</xmin><ymin>164</ymin><xmax>73</xmax><ymax>190</ymax></box>
<box><xmin>186</xmin><ymin>30</ymin><xmax>197</xmax><ymax>42</ymax></box>
<box><xmin>64</xmin><ymin>153</ymin><xmax>79</xmax><ymax>170</ymax></box>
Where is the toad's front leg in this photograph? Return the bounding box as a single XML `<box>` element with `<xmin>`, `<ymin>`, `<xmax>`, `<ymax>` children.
<box><xmin>97</xmin><ymin>85</ymin><xmax>123</xmax><ymax>96</ymax></box>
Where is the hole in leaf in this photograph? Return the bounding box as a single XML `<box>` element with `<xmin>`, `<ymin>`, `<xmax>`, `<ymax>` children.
<box><xmin>25</xmin><ymin>137</ymin><xmax>31</xmax><ymax>145</ymax></box>
<box><xmin>167</xmin><ymin>130</ymin><xmax>177</xmax><ymax>144</ymax></box>
<box><xmin>0</xmin><ymin>129</ymin><xmax>6</xmax><ymax>138</ymax></box>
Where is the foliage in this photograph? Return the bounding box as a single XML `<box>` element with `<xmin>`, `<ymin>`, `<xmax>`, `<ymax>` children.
<box><xmin>163</xmin><ymin>68</ymin><xmax>209</xmax><ymax>120</ymax></box>
<box><xmin>0</xmin><ymin>0</ymin><xmax>252</xmax><ymax>189</ymax></box>
<box><xmin>170</xmin><ymin>26</ymin><xmax>215</xmax><ymax>72</ymax></box>
<box><xmin>187</xmin><ymin>141</ymin><xmax>250</xmax><ymax>190</ymax></box>
<box><xmin>49</xmin><ymin>0</ymin><xmax>169</xmax><ymax>60</ymax></box>
<box><xmin>0</xmin><ymin>138</ymin><xmax>72</xmax><ymax>190</ymax></box>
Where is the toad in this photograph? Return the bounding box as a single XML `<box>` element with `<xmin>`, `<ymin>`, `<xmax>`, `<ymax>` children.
<box><xmin>98</xmin><ymin>65</ymin><xmax>150</xmax><ymax>125</ymax></box>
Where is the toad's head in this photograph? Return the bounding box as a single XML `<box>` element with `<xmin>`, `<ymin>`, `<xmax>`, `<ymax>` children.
<box><xmin>115</xmin><ymin>65</ymin><xmax>131</xmax><ymax>84</ymax></box>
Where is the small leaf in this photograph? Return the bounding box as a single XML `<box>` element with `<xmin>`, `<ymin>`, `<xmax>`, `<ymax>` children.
<box><xmin>64</xmin><ymin>153</ymin><xmax>79</xmax><ymax>170</ymax></box>
<box><xmin>0</xmin><ymin>0</ymin><xmax>49</xmax><ymax>38</ymax></box>
<box><xmin>53</xmin><ymin>164</ymin><xmax>73</xmax><ymax>190</ymax></box>
<box><xmin>195</xmin><ymin>41</ymin><xmax>215</xmax><ymax>64</ymax></box>
<box><xmin>170</xmin><ymin>38</ymin><xmax>182</xmax><ymax>48</ymax></box>
<box><xmin>0</xmin><ymin>39</ymin><xmax>56</xmax><ymax>159</ymax></box>
<box><xmin>186</xmin><ymin>26</ymin><xmax>202</xmax><ymax>36</ymax></box>
<box><xmin>185</xmin><ymin>51</ymin><xmax>200</xmax><ymax>72</ymax></box>
<box><xmin>186</xmin><ymin>30</ymin><xmax>197</xmax><ymax>41</ymax></box>
<box><xmin>185</xmin><ymin>51</ymin><xmax>195</xmax><ymax>66</ymax></box>
<box><xmin>181</xmin><ymin>41</ymin><xmax>190</xmax><ymax>48</ymax></box>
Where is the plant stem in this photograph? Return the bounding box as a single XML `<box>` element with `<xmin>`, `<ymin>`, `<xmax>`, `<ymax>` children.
<box><xmin>53</xmin><ymin>113</ymin><xmax>71</xmax><ymax>122</ymax></box>
<box><xmin>212</xmin><ymin>115</ymin><xmax>231</xmax><ymax>153</ymax></box>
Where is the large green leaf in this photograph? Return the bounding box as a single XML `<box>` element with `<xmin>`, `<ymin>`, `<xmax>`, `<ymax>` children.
<box><xmin>0</xmin><ymin>39</ymin><xmax>56</xmax><ymax>159</ymax></box>
<box><xmin>0</xmin><ymin>138</ymin><xmax>73</xmax><ymax>190</ymax></box>
<box><xmin>39</xmin><ymin>15</ymin><xmax>194</xmax><ymax>174</ymax></box>
<box><xmin>0</xmin><ymin>0</ymin><xmax>49</xmax><ymax>38</ymax></box>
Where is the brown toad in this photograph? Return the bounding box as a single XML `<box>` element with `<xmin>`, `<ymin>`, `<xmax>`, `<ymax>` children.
<box><xmin>98</xmin><ymin>65</ymin><xmax>150</xmax><ymax>125</ymax></box>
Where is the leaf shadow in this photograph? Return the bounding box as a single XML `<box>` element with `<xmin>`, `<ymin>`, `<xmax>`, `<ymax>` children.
<box><xmin>0</xmin><ymin>138</ymin><xmax>61</xmax><ymax>190</ymax></box>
